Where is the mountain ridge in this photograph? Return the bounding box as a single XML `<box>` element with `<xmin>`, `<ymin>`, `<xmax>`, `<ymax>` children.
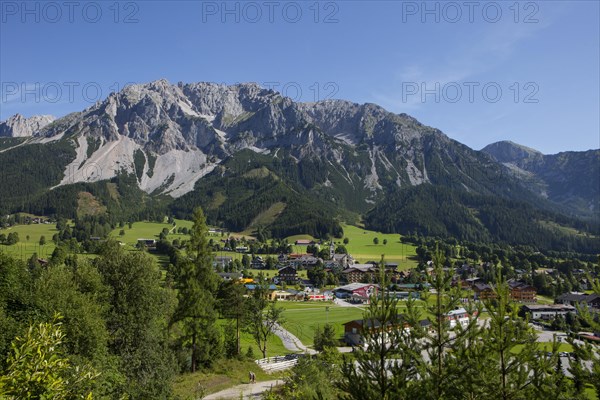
<box><xmin>0</xmin><ymin>79</ymin><xmax>597</xmax><ymax>252</ymax></box>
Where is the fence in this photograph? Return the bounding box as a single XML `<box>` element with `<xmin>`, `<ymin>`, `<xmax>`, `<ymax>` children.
<box><xmin>255</xmin><ymin>355</ymin><xmax>299</xmax><ymax>372</ymax></box>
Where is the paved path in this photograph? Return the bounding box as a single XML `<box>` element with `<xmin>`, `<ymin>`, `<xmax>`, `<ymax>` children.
<box><xmin>272</xmin><ymin>323</ymin><xmax>317</xmax><ymax>354</ymax></box>
<box><xmin>203</xmin><ymin>379</ymin><xmax>282</xmax><ymax>400</ymax></box>
<box><xmin>333</xmin><ymin>298</ymin><xmax>365</xmax><ymax>308</ymax></box>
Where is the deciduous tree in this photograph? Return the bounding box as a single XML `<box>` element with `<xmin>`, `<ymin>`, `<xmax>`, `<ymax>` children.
<box><xmin>244</xmin><ymin>274</ymin><xmax>283</xmax><ymax>359</ymax></box>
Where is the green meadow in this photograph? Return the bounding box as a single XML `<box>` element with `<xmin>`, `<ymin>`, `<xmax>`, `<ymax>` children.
<box><xmin>1</xmin><ymin>218</ymin><xmax>419</xmax><ymax>273</ymax></box>
<box><xmin>109</xmin><ymin>219</ymin><xmax>183</xmax><ymax>249</ymax></box>
<box><xmin>285</xmin><ymin>225</ymin><xmax>418</xmax><ymax>269</ymax></box>
<box><xmin>279</xmin><ymin>301</ymin><xmax>366</xmax><ymax>346</ymax></box>
<box><xmin>338</xmin><ymin>224</ymin><xmax>417</xmax><ymax>268</ymax></box>
<box><xmin>0</xmin><ymin>222</ymin><xmax>59</xmax><ymax>260</ymax></box>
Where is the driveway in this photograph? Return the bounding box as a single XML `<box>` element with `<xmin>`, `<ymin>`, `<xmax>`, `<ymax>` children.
<box><xmin>203</xmin><ymin>379</ymin><xmax>282</xmax><ymax>400</ymax></box>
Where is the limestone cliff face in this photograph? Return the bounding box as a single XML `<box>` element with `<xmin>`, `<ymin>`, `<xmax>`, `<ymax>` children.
<box><xmin>0</xmin><ymin>114</ymin><xmax>55</xmax><ymax>137</ymax></box>
<box><xmin>2</xmin><ymin>79</ymin><xmax>597</xmax><ymax>220</ymax></box>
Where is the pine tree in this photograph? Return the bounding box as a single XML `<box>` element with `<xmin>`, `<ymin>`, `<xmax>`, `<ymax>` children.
<box><xmin>339</xmin><ymin>257</ymin><xmax>422</xmax><ymax>399</ymax></box>
<box><xmin>411</xmin><ymin>247</ymin><xmax>482</xmax><ymax>399</ymax></box>
<box><xmin>477</xmin><ymin>274</ymin><xmax>571</xmax><ymax>399</ymax></box>
<box><xmin>568</xmin><ymin>269</ymin><xmax>600</xmax><ymax>397</ymax></box>
<box><xmin>172</xmin><ymin>207</ymin><xmax>221</xmax><ymax>372</ymax></box>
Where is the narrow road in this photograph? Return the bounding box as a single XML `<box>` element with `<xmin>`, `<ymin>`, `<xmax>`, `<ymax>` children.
<box><xmin>271</xmin><ymin>323</ymin><xmax>317</xmax><ymax>354</ymax></box>
<box><xmin>203</xmin><ymin>379</ymin><xmax>282</xmax><ymax>399</ymax></box>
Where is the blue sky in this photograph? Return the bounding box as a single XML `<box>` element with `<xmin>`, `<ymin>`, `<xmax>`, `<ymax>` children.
<box><xmin>1</xmin><ymin>0</ymin><xmax>598</xmax><ymax>153</ymax></box>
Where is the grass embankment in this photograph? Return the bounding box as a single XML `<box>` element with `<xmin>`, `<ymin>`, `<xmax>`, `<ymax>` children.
<box><xmin>172</xmin><ymin>358</ymin><xmax>284</xmax><ymax>399</ymax></box>
<box><xmin>216</xmin><ymin>319</ymin><xmax>290</xmax><ymax>358</ymax></box>
<box><xmin>511</xmin><ymin>342</ymin><xmax>574</xmax><ymax>353</ymax></box>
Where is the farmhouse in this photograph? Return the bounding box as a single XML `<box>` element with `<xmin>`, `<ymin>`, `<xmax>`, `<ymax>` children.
<box><xmin>508</xmin><ymin>281</ymin><xmax>537</xmax><ymax>303</ymax></box>
<box><xmin>343</xmin><ymin>318</ymin><xmax>405</xmax><ymax>346</ymax></box>
<box><xmin>342</xmin><ymin>264</ymin><xmax>376</xmax><ymax>283</ymax></box>
<box><xmin>447</xmin><ymin>308</ymin><xmax>473</xmax><ymax>328</ymax></box>
<box><xmin>333</xmin><ymin>283</ymin><xmax>378</xmax><ymax>302</ymax></box>
<box><xmin>294</xmin><ymin>239</ymin><xmax>314</xmax><ymax>246</ymax></box>
<box><xmin>472</xmin><ymin>281</ymin><xmax>537</xmax><ymax>303</ymax></box>
<box><xmin>214</xmin><ymin>256</ymin><xmax>233</xmax><ymax>268</ymax></box>
<box><xmin>137</xmin><ymin>238</ymin><xmax>157</xmax><ymax>250</ymax></box>
<box><xmin>521</xmin><ymin>304</ymin><xmax>576</xmax><ymax>320</ymax></box>
<box><xmin>343</xmin><ymin>316</ymin><xmax>432</xmax><ymax>346</ymax></box>
<box><xmin>277</xmin><ymin>266</ymin><xmax>299</xmax><ymax>284</ymax></box>
<box><xmin>288</xmin><ymin>254</ymin><xmax>322</xmax><ymax>269</ymax></box>
<box><xmin>555</xmin><ymin>293</ymin><xmax>600</xmax><ymax>309</ymax></box>
<box><xmin>473</xmin><ymin>282</ymin><xmax>496</xmax><ymax>300</ymax></box>
<box><xmin>251</xmin><ymin>256</ymin><xmax>266</xmax><ymax>269</ymax></box>
<box><xmin>342</xmin><ymin>263</ymin><xmax>400</xmax><ymax>283</ymax></box>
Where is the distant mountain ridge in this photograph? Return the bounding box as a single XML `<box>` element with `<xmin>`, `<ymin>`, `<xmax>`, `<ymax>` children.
<box><xmin>0</xmin><ymin>113</ymin><xmax>55</xmax><ymax>137</ymax></box>
<box><xmin>482</xmin><ymin>141</ymin><xmax>600</xmax><ymax>219</ymax></box>
<box><xmin>0</xmin><ymin>79</ymin><xmax>597</xmax><ymax>251</ymax></box>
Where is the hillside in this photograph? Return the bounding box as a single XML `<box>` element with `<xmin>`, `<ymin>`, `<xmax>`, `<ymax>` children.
<box><xmin>482</xmin><ymin>141</ymin><xmax>600</xmax><ymax>219</ymax></box>
<box><xmin>0</xmin><ymin>79</ymin><xmax>598</xmax><ymax>251</ymax></box>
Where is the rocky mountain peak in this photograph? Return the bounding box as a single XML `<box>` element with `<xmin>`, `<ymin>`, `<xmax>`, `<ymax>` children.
<box><xmin>0</xmin><ymin>113</ymin><xmax>56</xmax><ymax>137</ymax></box>
<box><xmin>481</xmin><ymin>140</ymin><xmax>543</xmax><ymax>163</ymax></box>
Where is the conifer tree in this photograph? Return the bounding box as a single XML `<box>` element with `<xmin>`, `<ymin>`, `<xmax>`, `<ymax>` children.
<box><xmin>410</xmin><ymin>247</ymin><xmax>482</xmax><ymax>399</ymax></box>
<box><xmin>172</xmin><ymin>207</ymin><xmax>221</xmax><ymax>372</ymax></box>
<box><xmin>339</xmin><ymin>256</ymin><xmax>422</xmax><ymax>399</ymax></box>
<box><xmin>568</xmin><ymin>271</ymin><xmax>600</xmax><ymax>398</ymax></box>
<box><xmin>476</xmin><ymin>274</ymin><xmax>572</xmax><ymax>400</ymax></box>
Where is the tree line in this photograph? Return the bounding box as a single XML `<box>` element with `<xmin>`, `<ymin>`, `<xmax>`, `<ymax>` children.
<box><xmin>0</xmin><ymin>207</ymin><xmax>284</xmax><ymax>399</ymax></box>
<box><xmin>264</xmin><ymin>252</ymin><xmax>600</xmax><ymax>400</ymax></box>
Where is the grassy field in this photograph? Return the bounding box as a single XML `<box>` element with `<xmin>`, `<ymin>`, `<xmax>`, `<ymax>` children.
<box><xmin>284</xmin><ymin>224</ymin><xmax>418</xmax><ymax>269</ymax></box>
<box><xmin>109</xmin><ymin>220</ymin><xmax>179</xmax><ymax>248</ymax></box>
<box><xmin>338</xmin><ymin>224</ymin><xmax>417</xmax><ymax>268</ymax></box>
<box><xmin>0</xmin><ymin>223</ymin><xmax>59</xmax><ymax>260</ymax></box>
<box><xmin>511</xmin><ymin>342</ymin><xmax>574</xmax><ymax>353</ymax></box>
<box><xmin>279</xmin><ymin>301</ymin><xmax>366</xmax><ymax>346</ymax></box>
<box><xmin>1</xmin><ymin>218</ymin><xmax>419</xmax><ymax>273</ymax></box>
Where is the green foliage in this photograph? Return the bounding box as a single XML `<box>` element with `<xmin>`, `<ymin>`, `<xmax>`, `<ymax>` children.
<box><xmin>243</xmin><ymin>275</ymin><xmax>284</xmax><ymax>359</ymax></box>
<box><xmin>173</xmin><ymin>207</ymin><xmax>222</xmax><ymax>371</ymax></box>
<box><xmin>0</xmin><ymin>314</ymin><xmax>97</xmax><ymax>400</ymax></box>
<box><xmin>0</xmin><ymin>252</ymin><xmax>33</xmax><ymax>362</ymax></box>
<box><xmin>94</xmin><ymin>241</ymin><xmax>177</xmax><ymax>398</ymax></box>
<box><xmin>170</xmin><ymin>150</ymin><xmax>343</xmax><ymax>238</ymax></box>
<box><xmin>338</xmin><ymin>251</ymin><xmax>574</xmax><ymax>400</ymax></box>
<box><xmin>569</xmin><ymin>272</ymin><xmax>600</xmax><ymax>398</ymax></box>
<box><xmin>33</xmin><ymin>263</ymin><xmax>109</xmax><ymax>363</ymax></box>
<box><xmin>365</xmin><ymin>184</ymin><xmax>599</xmax><ymax>254</ymax></box>
<box><xmin>86</xmin><ymin>137</ymin><xmax>101</xmax><ymax>159</ymax></box>
<box><xmin>133</xmin><ymin>149</ymin><xmax>146</xmax><ymax>182</ymax></box>
<box><xmin>340</xmin><ymin>259</ymin><xmax>422</xmax><ymax>400</ymax></box>
<box><xmin>217</xmin><ymin>280</ymin><xmax>248</xmax><ymax>357</ymax></box>
<box><xmin>0</xmin><ymin>140</ymin><xmax>77</xmax><ymax>215</ymax></box>
<box><xmin>313</xmin><ymin>323</ymin><xmax>338</xmax><ymax>351</ymax></box>
<box><xmin>277</xmin><ymin>353</ymin><xmax>342</xmax><ymax>399</ymax></box>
